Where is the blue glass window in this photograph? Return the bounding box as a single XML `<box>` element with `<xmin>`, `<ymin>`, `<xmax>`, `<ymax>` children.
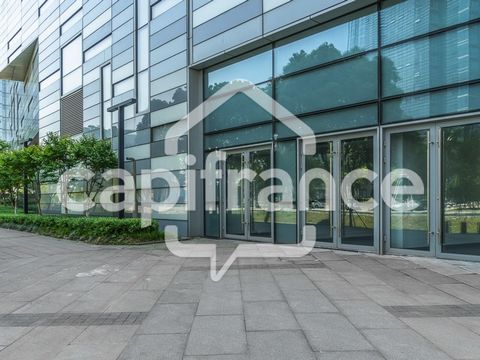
<box><xmin>276</xmin><ymin>54</ymin><xmax>378</xmax><ymax>115</ymax></box>
<box><xmin>275</xmin><ymin>7</ymin><xmax>378</xmax><ymax>77</ymax></box>
<box><xmin>381</xmin><ymin>0</ymin><xmax>480</xmax><ymax>45</ymax></box>
<box><xmin>382</xmin><ymin>24</ymin><xmax>480</xmax><ymax>97</ymax></box>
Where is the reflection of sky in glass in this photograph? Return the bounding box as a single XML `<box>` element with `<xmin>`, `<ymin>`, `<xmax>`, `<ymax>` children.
<box><xmin>207</xmin><ymin>50</ymin><xmax>273</xmax><ymax>87</ymax></box>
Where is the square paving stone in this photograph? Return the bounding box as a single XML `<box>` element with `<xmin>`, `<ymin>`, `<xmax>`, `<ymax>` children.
<box><xmin>335</xmin><ymin>300</ymin><xmax>405</xmax><ymax>329</ymax></box>
<box><xmin>139</xmin><ymin>303</ymin><xmax>196</xmax><ymax>334</ymax></box>
<box><xmin>363</xmin><ymin>328</ymin><xmax>451</xmax><ymax>360</ymax></box>
<box><xmin>197</xmin><ymin>291</ymin><xmax>243</xmax><ymax>315</ymax></box>
<box><xmin>0</xmin><ymin>327</ymin><xmax>31</xmax><ymax>346</ymax></box>
<box><xmin>436</xmin><ymin>283</ymin><xmax>480</xmax><ymax>304</ymax></box>
<box><xmin>245</xmin><ymin>301</ymin><xmax>299</xmax><ymax>331</ymax></box>
<box><xmin>282</xmin><ymin>289</ymin><xmax>338</xmax><ymax>313</ymax></box>
<box><xmin>203</xmin><ymin>276</ymin><xmax>241</xmax><ymax>293</ymax></box>
<box><xmin>247</xmin><ymin>330</ymin><xmax>315</xmax><ymax>360</ymax></box>
<box><xmin>118</xmin><ymin>334</ymin><xmax>187</xmax><ymax>360</ymax></box>
<box><xmin>273</xmin><ymin>274</ymin><xmax>317</xmax><ymax>290</ymax></box>
<box><xmin>184</xmin><ymin>356</ymin><xmax>248</xmax><ymax>360</ymax></box>
<box><xmin>54</xmin><ymin>342</ymin><xmax>126</xmax><ymax>360</ymax></box>
<box><xmin>241</xmin><ymin>282</ymin><xmax>284</xmax><ymax>302</ymax></box>
<box><xmin>158</xmin><ymin>286</ymin><xmax>202</xmax><ymax>304</ymax></box>
<box><xmin>296</xmin><ymin>313</ymin><xmax>373</xmax><ymax>352</ymax></box>
<box><xmin>402</xmin><ymin>317</ymin><xmax>480</xmax><ymax>359</ymax></box>
<box><xmin>315</xmin><ymin>351</ymin><xmax>385</xmax><ymax>360</ymax></box>
<box><xmin>185</xmin><ymin>315</ymin><xmax>246</xmax><ymax>356</ymax></box>
<box><xmin>72</xmin><ymin>325</ymin><xmax>138</xmax><ymax>345</ymax></box>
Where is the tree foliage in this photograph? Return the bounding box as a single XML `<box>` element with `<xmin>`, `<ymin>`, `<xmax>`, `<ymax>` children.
<box><xmin>73</xmin><ymin>136</ymin><xmax>118</xmax><ymax>215</ymax></box>
<box><xmin>0</xmin><ymin>133</ymin><xmax>117</xmax><ymax>215</ymax></box>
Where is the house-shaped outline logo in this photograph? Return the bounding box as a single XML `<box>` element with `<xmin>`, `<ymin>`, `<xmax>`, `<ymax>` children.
<box><xmin>162</xmin><ymin>80</ymin><xmax>318</xmax><ymax>281</ymax></box>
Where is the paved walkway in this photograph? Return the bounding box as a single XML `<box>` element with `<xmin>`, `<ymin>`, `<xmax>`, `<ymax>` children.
<box><xmin>1</xmin><ymin>229</ymin><xmax>480</xmax><ymax>359</ymax></box>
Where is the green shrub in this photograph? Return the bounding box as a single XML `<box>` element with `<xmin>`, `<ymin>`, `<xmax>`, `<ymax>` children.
<box><xmin>0</xmin><ymin>214</ymin><xmax>164</xmax><ymax>245</ymax></box>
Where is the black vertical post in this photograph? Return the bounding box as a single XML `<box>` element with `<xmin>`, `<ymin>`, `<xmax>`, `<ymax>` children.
<box><xmin>118</xmin><ymin>106</ymin><xmax>125</xmax><ymax>219</ymax></box>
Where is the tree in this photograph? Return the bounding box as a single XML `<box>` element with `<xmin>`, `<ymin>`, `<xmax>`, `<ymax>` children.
<box><xmin>0</xmin><ymin>141</ymin><xmax>11</xmax><ymax>206</ymax></box>
<box><xmin>42</xmin><ymin>133</ymin><xmax>78</xmax><ymax>213</ymax></box>
<box><xmin>0</xmin><ymin>140</ymin><xmax>10</xmax><ymax>153</ymax></box>
<box><xmin>0</xmin><ymin>150</ymin><xmax>25</xmax><ymax>213</ymax></box>
<box><xmin>20</xmin><ymin>145</ymin><xmax>45</xmax><ymax>215</ymax></box>
<box><xmin>73</xmin><ymin>136</ymin><xmax>117</xmax><ymax>216</ymax></box>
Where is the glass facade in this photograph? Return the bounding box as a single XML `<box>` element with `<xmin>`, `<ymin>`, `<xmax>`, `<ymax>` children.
<box><xmin>2</xmin><ymin>0</ymin><xmax>480</xmax><ymax>257</ymax></box>
<box><xmin>201</xmin><ymin>0</ymin><xmax>480</xmax><ymax>258</ymax></box>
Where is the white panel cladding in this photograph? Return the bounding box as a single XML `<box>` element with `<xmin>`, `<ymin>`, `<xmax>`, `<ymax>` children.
<box><xmin>83</xmin><ymin>8</ymin><xmax>111</xmax><ymax>38</ymax></box>
<box><xmin>263</xmin><ymin>0</ymin><xmax>290</xmax><ymax>12</ymax></box>
<box><xmin>193</xmin><ymin>0</ymin><xmax>247</xmax><ymax>27</ymax></box>
<box><xmin>152</xmin><ymin>0</ymin><xmax>183</xmax><ymax>19</ymax></box>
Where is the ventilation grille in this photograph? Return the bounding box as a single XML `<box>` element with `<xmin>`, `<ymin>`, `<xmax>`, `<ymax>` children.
<box><xmin>60</xmin><ymin>89</ymin><xmax>83</xmax><ymax>137</ymax></box>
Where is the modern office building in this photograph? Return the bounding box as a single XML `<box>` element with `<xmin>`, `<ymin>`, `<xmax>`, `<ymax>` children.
<box><xmin>1</xmin><ymin>0</ymin><xmax>480</xmax><ymax>261</ymax></box>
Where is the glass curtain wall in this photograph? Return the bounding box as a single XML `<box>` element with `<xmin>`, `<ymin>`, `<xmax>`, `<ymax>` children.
<box><xmin>381</xmin><ymin>0</ymin><xmax>480</xmax><ymax>123</ymax></box>
<box><xmin>202</xmin><ymin>0</ymin><xmax>480</xmax><ymax>242</ymax></box>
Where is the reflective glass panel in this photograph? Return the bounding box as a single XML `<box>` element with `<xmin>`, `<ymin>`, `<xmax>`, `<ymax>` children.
<box><xmin>62</xmin><ymin>67</ymin><xmax>82</xmax><ymax>94</ymax></box>
<box><xmin>304</xmin><ymin>141</ymin><xmax>334</xmax><ymax>243</ymax></box>
<box><xmin>381</xmin><ymin>0</ymin><xmax>480</xmax><ymax>45</ymax></box>
<box><xmin>341</xmin><ymin>137</ymin><xmax>374</xmax><ymax>247</ymax></box>
<box><xmin>442</xmin><ymin>123</ymin><xmax>480</xmax><ymax>255</ymax></box>
<box><xmin>205</xmin><ymin>124</ymin><xmax>272</xmax><ymax>151</ymax></box>
<box><xmin>62</xmin><ymin>36</ymin><xmax>82</xmax><ymax>75</ymax></box>
<box><xmin>137</xmin><ymin>26</ymin><xmax>149</xmax><ymax>72</ymax></box>
<box><xmin>383</xmin><ymin>84</ymin><xmax>480</xmax><ymax>124</ymax></box>
<box><xmin>137</xmin><ymin>70</ymin><xmax>149</xmax><ymax>113</ymax></box>
<box><xmin>205</xmin><ymin>82</ymin><xmax>272</xmax><ymax>133</ymax></box>
<box><xmin>382</xmin><ymin>24</ymin><xmax>480</xmax><ymax>97</ymax></box>
<box><xmin>225</xmin><ymin>152</ymin><xmax>245</xmax><ymax>236</ymax></box>
<box><xmin>205</xmin><ymin>48</ymin><xmax>272</xmax><ymax>97</ymax></box>
<box><xmin>249</xmin><ymin>149</ymin><xmax>272</xmax><ymax>239</ymax></box>
<box><xmin>274</xmin><ymin>141</ymin><xmax>297</xmax><ymax>244</ymax></box>
<box><xmin>275</xmin><ymin>7</ymin><xmax>378</xmax><ymax>76</ymax></box>
<box><xmin>276</xmin><ymin>54</ymin><xmax>378</xmax><ymax>115</ymax></box>
<box><xmin>390</xmin><ymin>130</ymin><xmax>430</xmax><ymax>251</ymax></box>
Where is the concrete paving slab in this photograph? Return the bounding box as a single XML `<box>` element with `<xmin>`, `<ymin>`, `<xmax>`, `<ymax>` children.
<box><xmin>247</xmin><ymin>330</ymin><xmax>315</xmax><ymax>360</ymax></box>
<box><xmin>363</xmin><ymin>328</ymin><xmax>451</xmax><ymax>360</ymax></box>
<box><xmin>244</xmin><ymin>301</ymin><xmax>299</xmax><ymax>331</ymax></box>
<box><xmin>185</xmin><ymin>315</ymin><xmax>246</xmax><ymax>356</ymax></box>
<box><xmin>118</xmin><ymin>334</ymin><xmax>187</xmax><ymax>360</ymax></box>
<box><xmin>197</xmin><ymin>291</ymin><xmax>243</xmax><ymax>315</ymax></box>
<box><xmin>296</xmin><ymin>313</ymin><xmax>373</xmax><ymax>352</ymax></box>
<box><xmin>402</xmin><ymin>317</ymin><xmax>480</xmax><ymax>359</ymax></box>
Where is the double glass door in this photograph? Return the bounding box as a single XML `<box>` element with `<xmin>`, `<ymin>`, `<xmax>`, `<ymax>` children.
<box><xmin>224</xmin><ymin>147</ymin><xmax>273</xmax><ymax>242</ymax></box>
<box><xmin>385</xmin><ymin>121</ymin><xmax>480</xmax><ymax>260</ymax></box>
<box><xmin>301</xmin><ymin>133</ymin><xmax>379</xmax><ymax>251</ymax></box>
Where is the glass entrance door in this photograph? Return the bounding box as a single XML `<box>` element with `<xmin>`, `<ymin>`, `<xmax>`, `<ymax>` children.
<box><xmin>224</xmin><ymin>147</ymin><xmax>273</xmax><ymax>242</ymax></box>
<box><xmin>439</xmin><ymin>122</ymin><xmax>480</xmax><ymax>258</ymax></box>
<box><xmin>386</xmin><ymin>121</ymin><xmax>480</xmax><ymax>260</ymax></box>
<box><xmin>385</xmin><ymin>126</ymin><xmax>436</xmax><ymax>256</ymax></box>
<box><xmin>302</xmin><ymin>133</ymin><xmax>378</xmax><ymax>251</ymax></box>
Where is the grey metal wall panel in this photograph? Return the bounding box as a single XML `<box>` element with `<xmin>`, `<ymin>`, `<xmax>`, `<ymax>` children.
<box><xmin>193</xmin><ymin>17</ymin><xmax>262</xmax><ymax>62</ymax></box>
<box><xmin>193</xmin><ymin>0</ymin><xmax>262</xmax><ymax>45</ymax></box>
<box><xmin>263</xmin><ymin>0</ymin><xmax>346</xmax><ymax>34</ymax></box>
<box><xmin>150</xmin><ymin>1</ymin><xmax>186</xmax><ymax>34</ymax></box>
<box><xmin>150</xmin><ymin>17</ymin><xmax>187</xmax><ymax>50</ymax></box>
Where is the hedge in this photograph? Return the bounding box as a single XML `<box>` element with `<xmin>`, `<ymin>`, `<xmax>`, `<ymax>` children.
<box><xmin>0</xmin><ymin>214</ymin><xmax>164</xmax><ymax>245</ymax></box>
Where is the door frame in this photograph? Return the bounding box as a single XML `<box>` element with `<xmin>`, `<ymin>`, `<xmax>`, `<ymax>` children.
<box><xmin>221</xmin><ymin>143</ymin><xmax>274</xmax><ymax>243</ymax></box>
<box><xmin>298</xmin><ymin>128</ymin><xmax>380</xmax><ymax>253</ymax></box>
<box><xmin>383</xmin><ymin>117</ymin><xmax>480</xmax><ymax>262</ymax></box>
<box><xmin>383</xmin><ymin>123</ymin><xmax>438</xmax><ymax>257</ymax></box>
<box><xmin>434</xmin><ymin>118</ymin><xmax>480</xmax><ymax>262</ymax></box>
